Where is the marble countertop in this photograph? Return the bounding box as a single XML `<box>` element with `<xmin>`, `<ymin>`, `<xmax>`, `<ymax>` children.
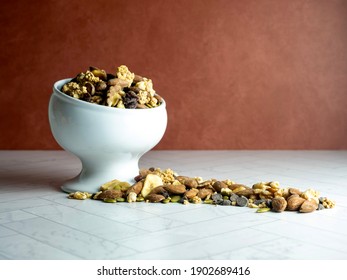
<box><xmin>0</xmin><ymin>150</ymin><xmax>347</xmax><ymax>260</ymax></box>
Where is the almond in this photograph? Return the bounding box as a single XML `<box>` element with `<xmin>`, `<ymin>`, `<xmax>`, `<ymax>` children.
<box><xmin>146</xmin><ymin>194</ymin><xmax>165</xmax><ymax>203</ymax></box>
<box><xmin>126</xmin><ymin>180</ymin><xmax>143</xmax><ymax>195</ymax></box>
<box><xmin>235</xmin><ymin>188</ymin><xmax>254</xmax><ymax>198</ymax></box>
<box><xmin>175</xmin><ymin>176</ymin><xmax>191</xmax><ymax>184</ymax></box>
<box><xmin>197</xmin><ymin>188</ymin><xmax>213</xmax><ymax>199</ymax></box>
<box><xmin>289</xmin><ymin>188</ymin><xmax>302</xmax><ymax>196</ymax></box>
<box><xmin>183</xmin><ymin>178</ymin><xmax>198</xmax><ymax>188</ymax></box>
<box><xmin>163</xmin><ymin>184</ymin><xmax>186</xmax><ymax>194</ymax></box>
<box><xmin>228</xmin><ymin>184</ymin><xmax>248</xmax><ymax>191</ymax></box>
<box><xmin>96</xmin><ymin>189</ymin><xmax>123</xmax><ymax>200</ymax></box>
<box><xmin>286</xmin><ymin>195</ymin><xmax>306</xmax><ymax>211</ymax></box>
<box><xmin>272</xmin><ymin>197</ymin><xmax>287</xmax><ymax>212</ymax></box>
<box><xmin>212</xmin><ymin>181</ymin><xmax>227</xmax><ymax>192</ymax></box>
<box><xmin>149</xmin><ymin>186</ymin><xmax>169</xmax><ymax>197</ymax></box>
<box><xmin>184</xmin><ymin>188</ymin><xmax>199</xmax><ymax>199</ymax></box>
<box><xmin>300</xmin><ymin>200</ymin><xmax>318</xmax><ymax>213</ymax></box>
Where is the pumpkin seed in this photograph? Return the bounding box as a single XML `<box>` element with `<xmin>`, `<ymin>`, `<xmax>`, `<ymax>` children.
<box><xmin>103</xmin><ymin>198</ymin><xmax>117</xmax><ymax>203</ymax></box>
<box><xmin>256</xmin><ymin>207</ymin><xmax>271</xmax><ymax>213</ymax></box>
<box><xmin>170</xmin><ymin>195</ymin><xmax>181</xmax><ymax>203</ymax></box>
<box><xmin>204</xmin><ymin>199</ymin><xmax>213</xmax><ymax>204</ymax></box>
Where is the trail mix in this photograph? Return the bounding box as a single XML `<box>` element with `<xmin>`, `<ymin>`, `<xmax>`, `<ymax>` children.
<box><xmin>68</xmin><ymin>168</ymin><xmax>336</xmax><ymax>214</ymax></box>
<box><xmin>61</xmin><ymin>65</ymin><xmax>162</xmax><ymax>109</ymax></box>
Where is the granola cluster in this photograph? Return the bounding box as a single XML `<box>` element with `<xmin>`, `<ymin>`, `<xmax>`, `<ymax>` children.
<box><xmin>61</xmin><ymin>65</ymin><xmax>162</xmax><ymax>109</ymax></box>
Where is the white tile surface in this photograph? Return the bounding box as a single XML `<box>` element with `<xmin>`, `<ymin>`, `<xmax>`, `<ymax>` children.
<box><xmin>0</xmin><ymin>150</ymin><xmax>346</xmax><ymax>260</ymax></box>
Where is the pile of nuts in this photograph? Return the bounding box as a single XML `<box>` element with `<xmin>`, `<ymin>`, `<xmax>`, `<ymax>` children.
<box><xmin>68</xmin><ymin>167</ymin><xmax>336</xmax><ymax>213</ymax></box>
<box><xmin>61</xmin><ymin>65</ymin><xmax>162</xmax><ymax>109</ymax></box>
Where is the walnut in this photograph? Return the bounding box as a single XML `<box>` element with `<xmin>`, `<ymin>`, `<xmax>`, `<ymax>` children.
<box><xmin>320</xmin><ymin>197</ymin><xmax>336</xmax><ymax>209</ymax></box>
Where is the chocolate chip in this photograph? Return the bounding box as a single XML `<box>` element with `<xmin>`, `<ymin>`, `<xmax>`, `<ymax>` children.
<box><xmin>221</xmin><ymin>199</ymin><xmax>231</xmax><ymax>206</ymax></box>
<box><xmin>317</xmin><ymin>204</ymin><xmax>325</xmax><ymax>210</ymax></box>
<box><xmin>212</xmin><ymin>193</ymin><xmax>223</xmax><ymax>204</ymax></box>
<box><xmin>229</xmin><ymin>193</ymin><xmax>239</xmax><ymax>202</ymax></box>
<box><xmin>236</xmin><ymin>196</ymin><xmax>248</xmax><ymax>207</ymax></box>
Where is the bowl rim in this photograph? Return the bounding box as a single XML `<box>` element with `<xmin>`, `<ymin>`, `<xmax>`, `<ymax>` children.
<box><xmin>52</xmin><ymin>78</ymin><xmax>166</xmax><ymax>112</ymax></box>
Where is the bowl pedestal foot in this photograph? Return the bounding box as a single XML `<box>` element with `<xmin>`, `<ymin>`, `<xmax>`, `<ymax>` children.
<box><xmin>61</xmin><ymin>155</ymin><xmax>139</xmax><ymax>193</ymax></box>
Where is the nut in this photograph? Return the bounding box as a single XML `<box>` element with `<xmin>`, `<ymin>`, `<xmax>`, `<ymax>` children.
<box><xmin>212</xmin><ymin>181</ymin><xmax>228</xmax><ymax>192</ymax></box>
<box><xmin>184</xmin><ymin>188</ymin><xmax>199</xmax><ymax>199</ymax></box>
<box><xmin>289</xmin><ymin>187</ymin><xmax>302</xmax><ymax>196</ymax></box>
<box><xmin>146</xmin><ymin>194</ymin><xmax>166</xmax><ymax>203</ymax></box>
<box><xmin>149</xmin><ymin>186</ymin><xmax>169</xmax><ymax>197</ymax></box>
<box><xmin>300</xmin><ymin>200</ymin><xmax>318</xmax><ymax>213</ymax></box>
<box><xmin>286</xmin><ymin>195</ymin><xmax>306</xmax><ymax>211</ymax></box>
<box><xmin>272</xmin><ymin>197</ymin><xmax>287</xmax><ymax>212</ymax></box>
<box><xmin>235</xmin><ymin>188</ymin><xmax>254</xmax><ymax>198</ymax></box>
<box><xmin>163</xmin><ymin>184</ymin><xmax>186</xmax><ymax>194</ymax></box>
<box><xmin>197</xmin><ymin>188</ymin><xmax>213</xmax><ymax>199</ymax></box>
<box><xmin>319</xmin><ymin>197</ymin><xmax>336</xmax><ymax>209</ymax></box>
<box><xmin>96</xmin><ymin>189</ymin><xmax>123</xmax><ymax>200</ymax></box>
<box><xmin>183</xmin><ymin>178</ymin><xmax>198</xmax><ymax>188</ymax></box>
<box><xmin>229</xmin><ymin>184</ymin><xmax>248</xmax><ymax>191</ymax></box>
<box><xmin>175</xmin><ymin>176</ymin><xmax>191</xmax><ymax>184</ymax></box>
<box><xmin>126</xmin><ymin>181</ymin><xmax>143</xmax><ymax>195</ymax></box>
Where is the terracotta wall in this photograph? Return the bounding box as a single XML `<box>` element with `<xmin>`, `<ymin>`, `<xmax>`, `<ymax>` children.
<box><xmin>1</xmin><ymin>0</ymin><xmax>347</xmax><ymax>150</ymax></box>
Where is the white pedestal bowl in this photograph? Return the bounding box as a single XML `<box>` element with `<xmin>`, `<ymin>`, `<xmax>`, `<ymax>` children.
<box><xmin>48</xmin><ymin>79</ymin><xmax>167</xmax><ymax>193</ymax></box>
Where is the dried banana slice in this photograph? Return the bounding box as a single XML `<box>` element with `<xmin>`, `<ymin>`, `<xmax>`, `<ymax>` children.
<box><xmin>141</xmin><ymin>174</ymin><xmax>163</xmax><ymax>198</ymax></box>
